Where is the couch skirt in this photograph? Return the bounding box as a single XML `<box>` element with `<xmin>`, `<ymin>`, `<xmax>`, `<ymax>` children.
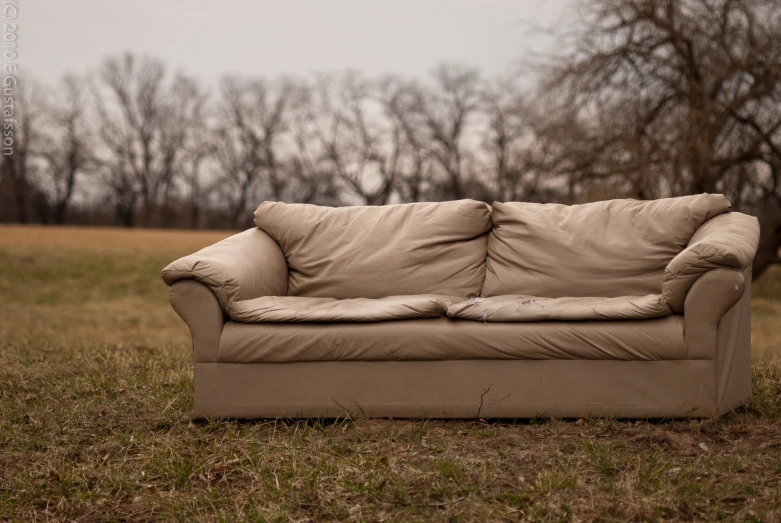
<box><xmin>194</xmin><ymin>359</ymin><xmax>740</xmax><ymax>419</ymax></box>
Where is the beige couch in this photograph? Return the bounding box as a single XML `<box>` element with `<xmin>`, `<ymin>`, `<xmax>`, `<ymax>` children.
<box><xmin>162</xmin><ymin>195</ymin><xmax>760</xmax><ymax>419</ymax></box>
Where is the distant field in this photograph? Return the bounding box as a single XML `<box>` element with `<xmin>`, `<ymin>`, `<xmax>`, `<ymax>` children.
<box><xmin>751</xmin><ymin>263</ymin><xmax>781</xmax><ymax>360</ymax></box>
<box><xmin>0</xmin><ymin>226</ymin><xmax>231</xmax><ymax>351</ymax></box>
<box><xmin>1</xmin><ymin>225</ymin><xmax>780</xmax><ymax>521</ymax></box>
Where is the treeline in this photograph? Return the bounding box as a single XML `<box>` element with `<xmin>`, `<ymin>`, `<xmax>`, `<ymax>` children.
<box><xmin>2</xmin><ymin>0</ymin><xmax>781</xmax><ymax>275</ymax></box>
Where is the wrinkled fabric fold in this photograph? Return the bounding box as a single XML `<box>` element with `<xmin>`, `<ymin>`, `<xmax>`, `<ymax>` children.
<box><xmin>662</xmin><ymin>212</ymin><xmax>759</xmax><ymax>312</ymax></box>
<box><xmin>253</xmin><ymin>199</ymin><xmax>491</xmax><ymax>299</ymax></box>
<box><xmin>483</xmin><ymin>194</ymin><xmax>732</xmax><ymax>297</ymax></box>
<box><xmin>447</xmin><ymin>295</ymin><xmax>672</xmax><ymax>322</ymax></box>
<box><xmin>218</xmin><ymin>316</ymin><xmax>686</xmax><ymax>363</ymax></box>
<box><xmin>161</xmin><ymin>228</ymin><xmax>288</xmax><ymax>312</ymax></box>
<box><xmin>230</xmin><ymin>295</ymin><xmax>462</xmax><ymax>322</ymax></box>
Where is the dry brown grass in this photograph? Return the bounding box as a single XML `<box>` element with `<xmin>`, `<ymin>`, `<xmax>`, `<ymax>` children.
<box><xmin>1</xmin><ymin>225</ymin><xmax>780</xmax><ymax>522</ymax></box>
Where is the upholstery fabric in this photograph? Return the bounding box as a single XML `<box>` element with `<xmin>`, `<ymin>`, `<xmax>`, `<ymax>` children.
<box><xmin>662</xmin><ymin>212</ymin><xmax>759</xmax><ymax>312</ymax></box>
<box><xmin>229</xmin><ymin>294</ymin><xmax>672</xmax><ymax>323</ymax></box>
<box><xmin>217</xmin><ymin>316</ymin><xmax>685</xmax><ymax>362</ymax></box>
<box><xmin>169</xmin><ymin>280</ymin><xmax>224</xmax><ymax>363</ymax></box>
<box><xmin>162</xmin><ymin>194</ymin><xmax>758</xmax><ymax>419</ymax></box>
<box><xmin>715</xmin><ymin>267</ymin><xmax>753</xmax><ymax>412</ymax></box>
<box><xmin>253</xmin><ymin>199</ymin><xmax>492</xmax><ymax>299</ymax></box>
<box><xmin>483</xmin><ymin>194</ymin><xmax>732</xmax><ymax>297</ymax></box>
<box><xmin>447</xmin><ymin>294</ymin><xmax>671</xmax><ymax>322</ymax></box>
<box><xmin>194</xmin><ymin>360</ymin><xmax>719</xmax><ymax>419</ymax></box>
<box><xmin>229</xmin><ymin>295</ymin><xmax>462</xmax><ymax>323</ymax></box>
<box><xmin>161</xmin><ymin>229</ymin><xmax>287</xmax><ymax>312</ymax></box>
<box><xmin>683</xmin><ymin>268</ymin><xmax>746</xmax><ymax>359</ymax></box>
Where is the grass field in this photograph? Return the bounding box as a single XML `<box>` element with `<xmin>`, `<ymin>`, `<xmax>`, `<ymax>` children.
<box><xmin>1</xmin><ymin>225</ymin><xmax>780</xmax><ymax>522</ymax></box>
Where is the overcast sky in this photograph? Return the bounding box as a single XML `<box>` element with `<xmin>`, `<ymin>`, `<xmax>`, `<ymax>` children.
<box><xmin>25</xmin><ymin>0</ymin><xmax>570</xmax><ymax>85</ymax></box>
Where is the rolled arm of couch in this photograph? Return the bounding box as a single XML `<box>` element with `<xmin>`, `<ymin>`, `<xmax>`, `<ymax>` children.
<box><xmin>662</xmin><ymin>212</ymin><xmax>759</xmax><ymax>313</ymax></box>
<box><xmin>161</xmin><ymin>228</ymin><xmax>288</xmax><ymax>313</ymax></box>
<box><xmin>683</xmin><ymin>268</ymin><xmax>746</xmax><ymax>359</ymax></box>
<box><xmin>169</xmin><ymin>280</ymin><xmax>225</xmax><ymax>363</ymax></box>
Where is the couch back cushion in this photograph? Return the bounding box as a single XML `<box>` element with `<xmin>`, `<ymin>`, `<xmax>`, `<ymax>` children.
<box><xmin>482</xmin><ymin>194</ymin><xmax>731</xmax><ymax>298</ymax></box>
<box><xmin>254</xmin><ymin>200</ymin><xmax>492</xmax><ymax>298</ymax></box>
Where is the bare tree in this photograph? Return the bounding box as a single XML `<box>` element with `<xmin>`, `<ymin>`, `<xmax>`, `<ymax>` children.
<box><xmin>177</xmin><ymin>83</ymin><xmax>212</xmax><ymax>229</ymax></box>
<box><xmin>159</xmin><ymin>75</ymin><xmax>209</xmax><ymax>225</ymax></box>
<box><xmin>213</xmin><ymin>75</ymin><xmax>298</xmax><ymax>226</ymax></box>
<box><xmin>413</xmin><ymin>65</ymin><xmax>482</xmax><ymax>200</ymax></box>
<box><xmin>310</xmin><ymin>72</ymin><xmax>402</xmax><ymax>205</ymax></box>
<box><xmin>92</xmin><ymin>53</ymin><xmax>202</xmax><ymax>226</ymax></box>
<box><xmin>377</xmin><ymin>75</ymin><xmax>431</xmax><ymax>203</ymax></box>
<box><xmin>541</xmin><ymin>0</ymin><xmax>781</xmax><ymax>275</ymax></box>
<box><xmin>285</xmin><ymin>81</ymin><xmax>340</xmax><ymax>205</ymax></box>
<box><xmin>480</xmin><ymin>78</ymin><xmax>552</xmax><ymax>202</ymax></box>
<box><xmin>37</xmin><ymin>75</ymin><xmax>93</xmax><ymax>224</ymax></box>
<box><xmin>1</xmin><ymin>75</ymin><xmax>42</xmax><ymax>223</ymax></box>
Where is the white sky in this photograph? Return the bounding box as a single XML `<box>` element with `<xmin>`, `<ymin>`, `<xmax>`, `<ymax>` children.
<box><xmin>24</xmin><ymin>0</ymin><xmax>571</xmax><ymax>84</ymax></box>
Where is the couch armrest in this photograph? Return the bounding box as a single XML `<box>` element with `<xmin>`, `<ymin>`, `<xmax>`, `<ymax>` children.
<box><xmin>169</xmin><ymin>280</ymin><xmax>224</xmax><ymax>363</ymax></box>
<box><xmin>662</xmin><ymin>212</ymin><xmax>759</xmax><ymax>312</ymax></box>
<box><xmin>683</xmin><ymin>268</ymin><xmax>745</xmax><ymax>359</ymax></box>
<box><xmin>684</xmin><ymin>267</ymin><xmax>753</xmax><ymax>410</ymax></box>
<box><xmin>161</xmin><ymin>228</ymin><xmax>288</xmax><ymax>313</ymax></box>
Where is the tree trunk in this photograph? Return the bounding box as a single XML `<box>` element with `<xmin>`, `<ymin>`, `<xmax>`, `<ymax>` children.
<box><xmin>116</xmin><ymin>195</ymin><xmax>137</xmax><ymax>228</ymax></box>
<box><xmin>191</xmin><ymin>200</ymin><xmax>200</xmax><ymax>229</ymax></box>
<box><xmin>53</xmin><ymin>201</ymin><xmax>68</xmax><ymax>224</ymax></box>
<box><xmin>753</xmin><ymin>219</ymin><xmax>781</xmax><ymax>279</ymax></box>
<box><xmin>12</xmin><ymin>174</ymin><xmax>29</xmax><ymax>224</ymax></box>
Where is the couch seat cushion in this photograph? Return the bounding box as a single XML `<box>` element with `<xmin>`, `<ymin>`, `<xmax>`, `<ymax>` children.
<box><xmin>484</xmin><ymin>194</ymin><xmax>731</xmax><ymax>297</ymax></box>
<box><xmin>229</xmin><ymin>295</ymin><xmax>462</xmax><ymax>323</ymax></box>
<box><xmin>253</xmin><ymin>199</ymin><xmax>491</xmax><ymax>299</ymax></box>
<box><xmin>446</xmin><ymin>295</ymin><xmax>671</xmax><ymax>322</ymax></box>
<box><xmin>218</xmin><ymin>316</ymin><xmax>686</xmax><ymax>363</ymax></box>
